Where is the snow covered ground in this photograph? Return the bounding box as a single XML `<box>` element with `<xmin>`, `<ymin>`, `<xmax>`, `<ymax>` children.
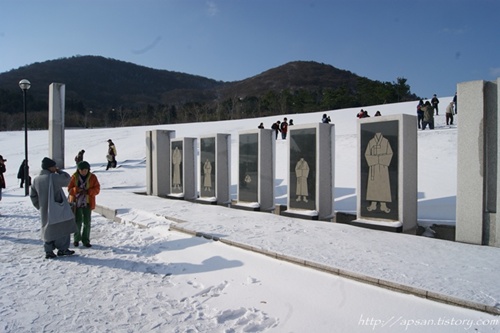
<box><xmin>1</xmin><ymin>98</ymin><xmax>499</xmax><ymax>332</ymax></box>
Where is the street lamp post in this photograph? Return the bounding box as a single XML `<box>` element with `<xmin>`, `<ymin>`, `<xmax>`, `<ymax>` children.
<box><xmin>19</xmin><ymin>79</ymin><xmax>31</xmax><ymax>196</ymax></box>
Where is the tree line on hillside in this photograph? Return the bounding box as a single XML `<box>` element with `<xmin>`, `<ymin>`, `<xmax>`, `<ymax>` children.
<box><xmin>0</xmin><ymin>77</ymin><xmax>414</xmax><ymax>131</ymax></box>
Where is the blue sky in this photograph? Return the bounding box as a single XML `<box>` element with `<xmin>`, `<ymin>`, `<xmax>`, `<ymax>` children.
<box><xmin>1</xmin><ymin>0</ymin><xmax>499</xmax><ymax>99</ymax></box>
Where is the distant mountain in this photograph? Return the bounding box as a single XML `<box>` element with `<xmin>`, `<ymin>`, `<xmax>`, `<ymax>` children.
<box><xmin>0</xmin><ymin>56</ymin><xmax>418</xmax><ymax>130</ymax></box>
<box><xmin>0</xmin><ymin>55</ymin><xmax>223</xmax><ymax>109</ymax></box>
<box><xmin>218</xmin><ymin>61</ymin><xmax>359</xmax><ymax>99</ymax></box>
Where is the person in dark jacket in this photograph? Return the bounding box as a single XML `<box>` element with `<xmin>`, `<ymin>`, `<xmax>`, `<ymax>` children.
<box><xmin>30</xmin><ymin>157</ymin><xmax>76</xmax><ymax>259</ymax></box>
<box><xmin>74</xmin><ymin>150</ymin><xmax>85</xmax><ymax>164</ymax></box>
<box><xmin>106</xmin><ymin>139</ymin><xmax>117</xmax><ymax>170</ymax></box>
<box><xmin>271</xmin><ymin>121</ymin><xmax>281</xmax><ymax>139</ymax></box>
<box><xmin>431</xmin><ymin>94</ymin><xmax>440</xmax><ymax>116</ymax></box>
<box><xmin>421</xmin><ymin>101</ymin><xmax>435</xmax><ymax>130</ymax></box>
<box><xmin>417</xmin><ymin>99</ymin><xmax>424</xmax><ymax>129</ymax></box>
<box><xmin>0</xmin><ymin>155</ymin><xmax>6</xmax><ymax>209</ymax></box>
<box><xmin>17</xmin><ymin>159</ymin><xmax>31</xmax><ymax>188</ymax></box>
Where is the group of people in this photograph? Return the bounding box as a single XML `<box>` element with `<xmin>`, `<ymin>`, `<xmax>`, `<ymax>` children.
<box><xmin>356</xmin><ymin>110</ymin><xmax>382</xmax><ymax>119</ymax></box>
<box><xmin>0</xmin><ymin>138</ymin><xmax>118</xmax><ymax>259</ymax></box>
<box><xmin>262</xmin><ymin>117</ymin><xmax>293</xmax><ymax>139</ymax></box>
<box><xmin>29</xmin><ymin>157</ymin><xmax>101</xmax><ymax>259</ymax></box>
<box><xmin>417</xmin><ymin>93</ymin><xmax>457</xmax><ymax>129</ymax></box>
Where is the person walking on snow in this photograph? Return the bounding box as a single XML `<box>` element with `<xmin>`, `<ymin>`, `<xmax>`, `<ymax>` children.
<box><xmin>68</xmin><ymin>161</ymin><xmax>100</xmax><ymax>248</ymax></box>
<box><xmin>106</xmin><ymin>139</ymin><xmax>117</xmax><ymax>170</ymax></box>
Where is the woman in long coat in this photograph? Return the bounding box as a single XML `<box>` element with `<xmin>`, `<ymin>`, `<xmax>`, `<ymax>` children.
<box><xmin>30</xmin><ymin>157</ymin><xmax>77</xmax><ymax>259</ymax></box>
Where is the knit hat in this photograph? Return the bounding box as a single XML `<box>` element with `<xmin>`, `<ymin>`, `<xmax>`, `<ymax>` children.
<box><xmin>77</xmin><ymin>161</ymin><xmax>91</xmax><ymax>170</ymax></box>
<box><xmin>41</xmin><ymin>157</ymin><xmax>56</xmax><ymax>170</ymax></box>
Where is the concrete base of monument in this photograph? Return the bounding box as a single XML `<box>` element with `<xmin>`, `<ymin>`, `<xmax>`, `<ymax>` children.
<box><xmin>282</xmin><ymin>208</ymin><xmax>319</xmax><ymax>221</ymax></box>
<box><xmin>166</xmin><ymin>192</ymin><xmax>185</xmax><ymax>201</ymax></box>
<box><xmin>230</xmin><ymin>201</ymin><xmax>261</xmax><ymax>212</ymax></box>
<box><xmin>348</xmin><ymin>219</ymin><xmax>403</xmax><ymax>233</ymax></box>
<box><xmin>195</xmin><ymin>197</ymin><xmax>218</xmax><ymax>205</ymax></box>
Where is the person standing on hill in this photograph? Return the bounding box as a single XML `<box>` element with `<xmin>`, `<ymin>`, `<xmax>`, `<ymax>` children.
<box><xmin>280</xmin><ymin>117</ymin><xmax>288</xmax><ymax>139</ymax></box>
<box><xmin>421</xmin><ymin>101</ymin><xmax>435</xmax><ymax>130</ymax></box>
<box><xmin>453</xmin><ymin>92</ymin><xmax>458</xmax><ymax>114</ymax></box>
<box><xmin>431</xmin><ymin>94</ymin><xmax>440</xmax><ymax>116</ymax></box>
<box><xmin>417</xmin><ymin>99</ymin><xmax>424</xmax><ymax>129</ymax></box>
<box><xmin>106</xmin><ymin>139</ymin><xmax>117</xmax><ymax>170</ymax></box>
<box><xmin>74</xmin><ymin>150</ymin><xmax>85</xmax><ymax>165</ymax></box>
<box><xmin>445</xmin><ymin>101</ymin><xmax>454</xmax><ymax>126</ymax></box>
<box><xmin>271</xmin><ymin>121</ymin><xmax>281</xmax><ymax>139</ymax></box>
<box><xmin>30</xmin><ymin>157</ymin><xmax>76</xmax><ymax>259</ymax></box>
<box><xmin>68</xmin><ymin>161</ymin><xmax>100</xmax><ymax>248</ymax></box>
<box><xmin>0</xmin><ymin>155</ymin><xmax>6</xmax><ymax>213</ymax></box>
<box><xmin>322</xmin><ymin>114</ymin><xmax>331</xmax><ymax>123</ymax></box>
<box><xmin>17</xmin><ymin>159</ymin><xmax>31</xmax><ymax>188</ymax></box>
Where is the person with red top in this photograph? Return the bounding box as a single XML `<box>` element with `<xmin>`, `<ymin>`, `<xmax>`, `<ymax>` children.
<box><xmin>280</xmin><ymin>117</ymin><xmax>288</xmax><ymax>139</ymax></box>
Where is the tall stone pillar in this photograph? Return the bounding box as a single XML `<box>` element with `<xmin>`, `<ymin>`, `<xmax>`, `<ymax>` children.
<box><xmin>146</xmin><ymin>129</ymin><xmax>175</xmax><ymax>196</ymax></box>
<box><xmin>456</xmin><ymin>79</ymin><xmax>499</xmax><ymax>247</ymax></box>
<box><xmin>48</xmin><ymin>83</ymin><xmax>65</xmax><ymax>168</ymax></box>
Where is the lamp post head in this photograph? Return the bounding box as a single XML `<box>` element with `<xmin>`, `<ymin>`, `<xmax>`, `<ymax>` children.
<box><xmin>19</xmin><ymin>79</ymin><xmax>31</xmax><ymax>91</ymax></box>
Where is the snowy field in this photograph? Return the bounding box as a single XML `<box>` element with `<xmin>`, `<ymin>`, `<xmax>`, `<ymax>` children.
<box><xmin>1</xmin><ymin>98</ymin><xmax>499</xmax><ymax>332</ymax></box>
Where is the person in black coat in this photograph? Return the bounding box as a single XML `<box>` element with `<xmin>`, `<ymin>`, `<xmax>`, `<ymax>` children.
<box><xmin>17</xmin><ymin>159</ymin><xmax>31</xmax><ymax>188</ymax></box>
<box><xmin>74</xmin><ymin>150</ymin><xmax>85</xmax><ymax>165</ymax></box>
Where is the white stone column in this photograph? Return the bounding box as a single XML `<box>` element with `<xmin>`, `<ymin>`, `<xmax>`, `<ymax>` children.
<box><xmin>48</xmin><ymin>83</ymin><xmax>65</xmax><ymax>168</ymax></box>
<box><xmin>146</xmin><ymin>129</ymin><xmax>174</xmax><ymax>196</ymax></box>
<box><xmin>456</xmin><ymin>79</ymin><xmax>499</xmax><ymax>247</ymax></box>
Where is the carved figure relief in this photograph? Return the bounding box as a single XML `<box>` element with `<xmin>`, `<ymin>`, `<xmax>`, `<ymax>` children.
<box><xmin>203</xmin><ymin>159</ymin><xmax>212</xmax><ymax>191</ymax></box>
<box><xmin>172</xmin><ymin>146</ymin><xmax>182</xmax><ymax>190</ymax></box>
<box><xmin>295</xmin><ymin>158</ymin><xmax>310</xmax><ymax>202</ymax></box>
<box><xmin>364</xmin><ymin>132</ymin><xmax>393</xmax><ymax>213</ymax></box>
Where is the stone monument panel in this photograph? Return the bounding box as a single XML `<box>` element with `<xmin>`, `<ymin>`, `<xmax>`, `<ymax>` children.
<box><xmin>200</xmin><ymin>137</ymin><xmax>216</xmax><ymax>198</ymax></box>
<box><xmin>171</xmin><ymin>140</ymin><xmax>183</xmax><ymax>194</ymax></box>
<box><xmin>288</xmin><ymin>128</ymin><xmax>317</xmax><ymax>211</ymax></box>
<box><xmin>238</xmin><ymin>133</ymin><xmax>259</xmax><ymax>203</ymax></box>
<box><xmin>359</xmin><ymin>120</ymin><xmax>399</xmax><ymax>221</ymax></box>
